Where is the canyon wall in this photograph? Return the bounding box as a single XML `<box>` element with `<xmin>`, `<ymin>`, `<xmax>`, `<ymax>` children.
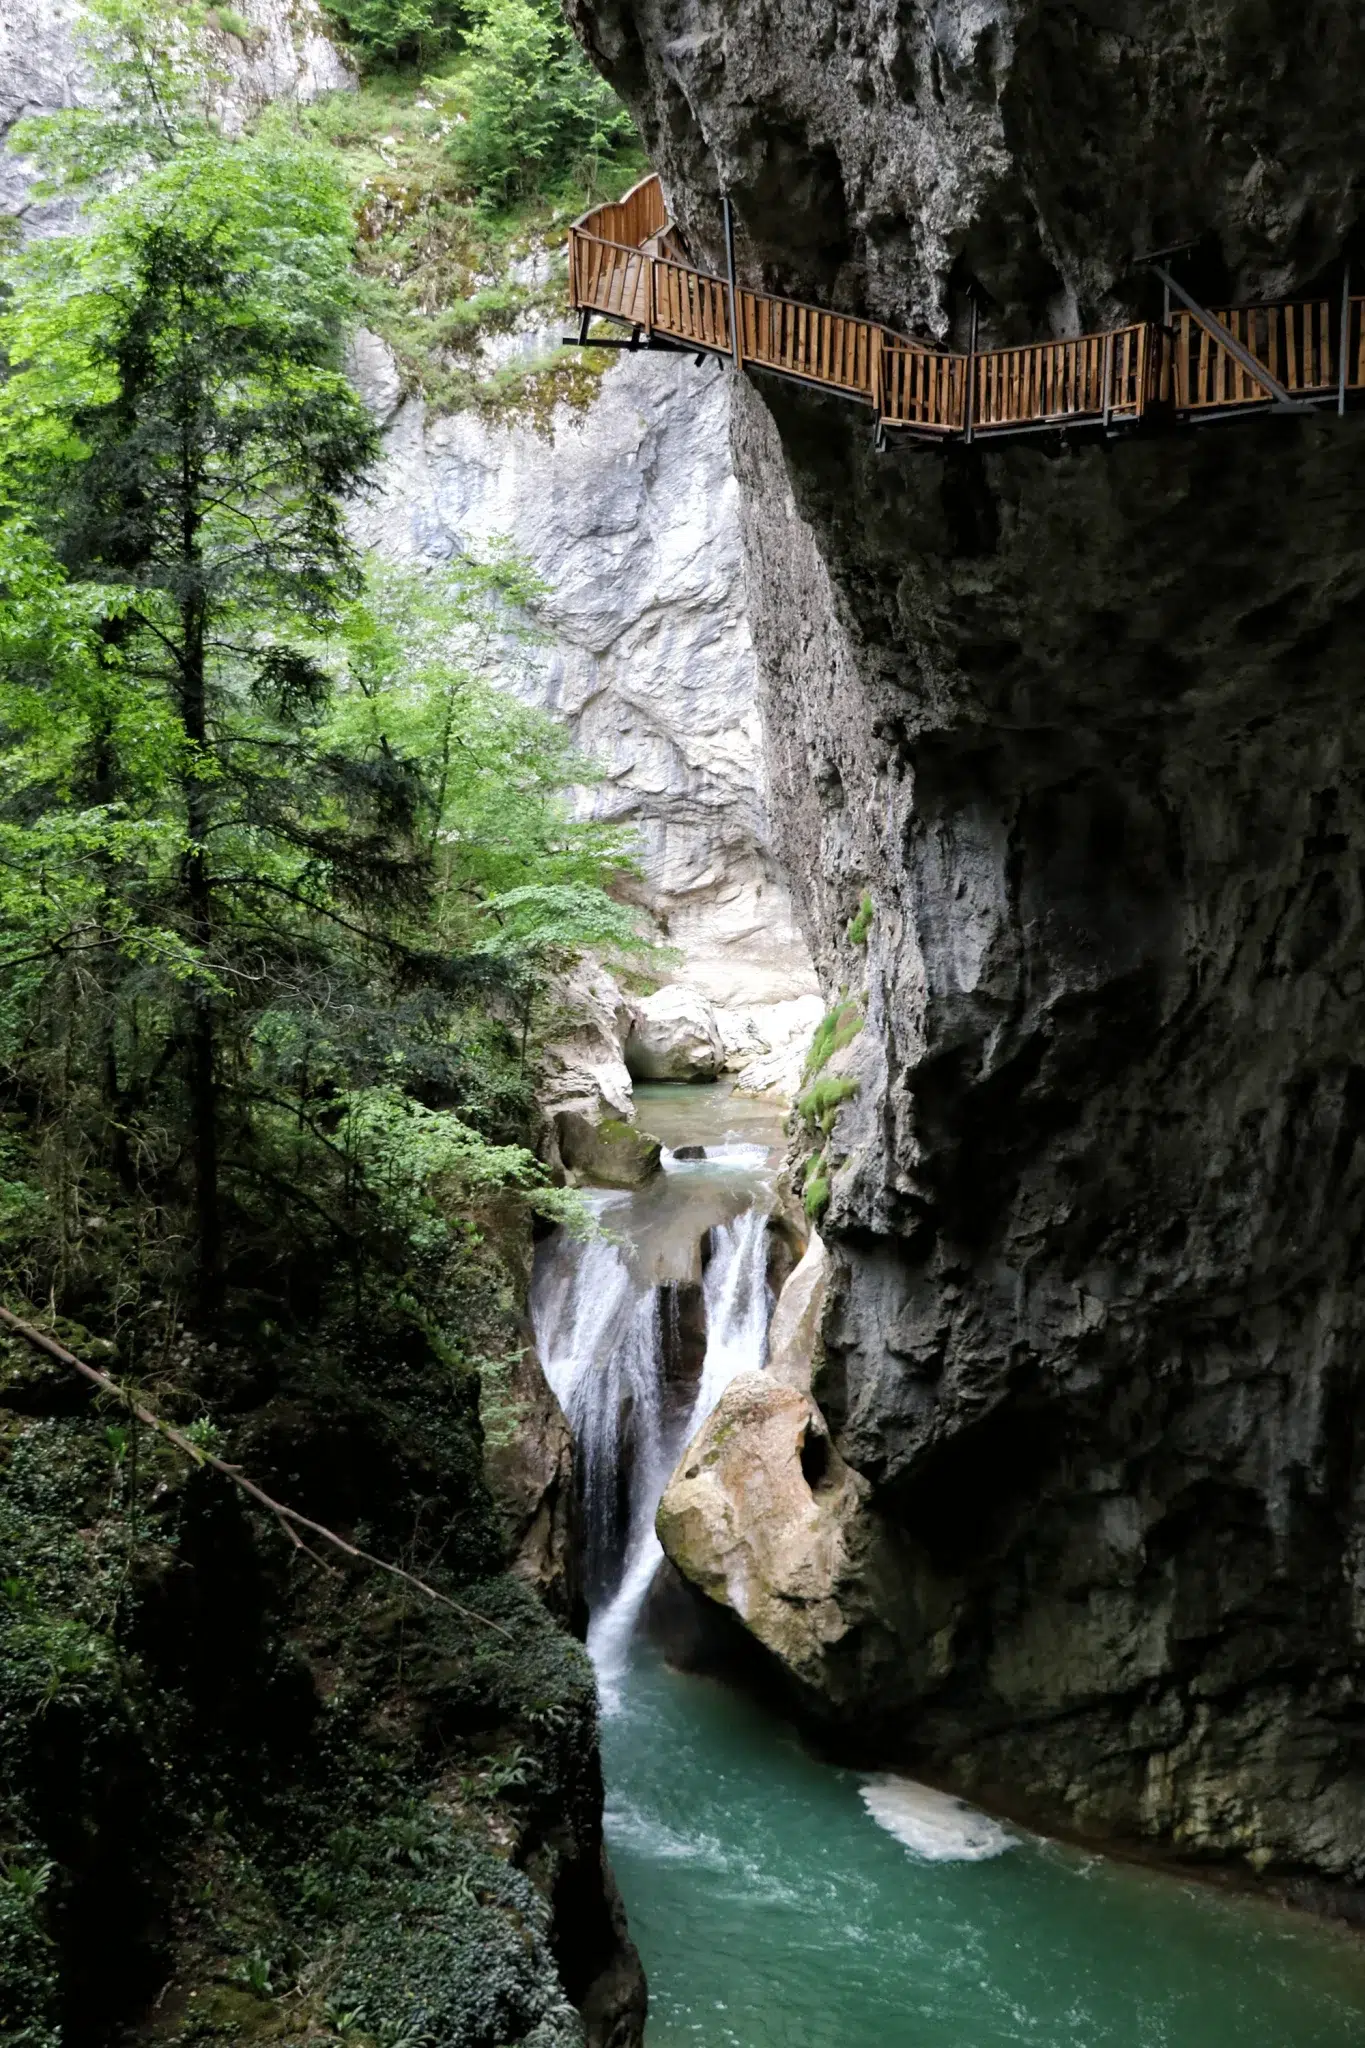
<box><xmin>575</xmin><ymin>0</ymin><xmax>1365</xmax><ymax>1894</ymax></box>
<box><xmin>351</xmin><ymin>342</ymin><xmax>818</xmax><ymax>1022</ymax></box>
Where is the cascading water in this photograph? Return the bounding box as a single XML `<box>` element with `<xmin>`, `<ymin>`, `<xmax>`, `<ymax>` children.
<box><xmin>530</xmin><ymin>1085</ymin><xmax>1365</xmax><ymax>2047</ymax></box>
<box><xmin>532</xmin><ymin>1147</ymin><xmax>774</xmax><ymax>1705</ymax></box>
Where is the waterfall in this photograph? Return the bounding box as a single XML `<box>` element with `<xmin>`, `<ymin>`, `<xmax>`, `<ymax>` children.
<box><xmin>532</xmin><ymin>1158</ymin><xmax>774</xmax><ymax>1708</ymax></box>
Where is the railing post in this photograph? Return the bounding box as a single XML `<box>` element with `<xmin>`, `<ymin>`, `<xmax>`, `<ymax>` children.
<box><xmin>723</xmin><ymin>195</ymin><xmax>743</xmax><ymax>371</ymax></box>
<box><xmin>1339</xmin><ymin>258</ymin><xmax>1351</xmax><ymax>416</ymax></box>
<box><xmin>1101</xmin><ymin>328</ymin><xmax>1113</xmax><ymax>429</ymax></box>
<box><xmin>963</xmin><ymin>295</ymin><xmax>978</xmax><ymax>442</ymax></box>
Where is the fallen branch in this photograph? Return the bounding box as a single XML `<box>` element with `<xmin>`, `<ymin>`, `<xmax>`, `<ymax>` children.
<box><xmin>0</xmin><ymin>1303</ymin><xmax>513</xmax><ymax>1641</ymax></box>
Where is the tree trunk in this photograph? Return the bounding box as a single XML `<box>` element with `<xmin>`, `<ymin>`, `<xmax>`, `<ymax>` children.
<box><xmin>180</xmin><ymin>585</ymin><xmax>220</xmax><ymax>1315</ymax></box>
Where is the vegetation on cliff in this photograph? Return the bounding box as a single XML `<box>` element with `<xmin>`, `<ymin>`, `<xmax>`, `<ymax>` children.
<box><xmin>0</xmin><ymin>9</ymin><xmax>647</xmax><ymax>2043</ymax></box>
<box><xmin>300</xmin><ymin>0</ymin><xmax>643</xmax><ymax>419</ymax></box>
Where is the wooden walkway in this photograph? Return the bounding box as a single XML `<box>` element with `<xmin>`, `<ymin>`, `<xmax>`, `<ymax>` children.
<box><xmin>569</xmin><ymin>175</ymin><xmax>1365</xmax><ymax>443</ymax></box>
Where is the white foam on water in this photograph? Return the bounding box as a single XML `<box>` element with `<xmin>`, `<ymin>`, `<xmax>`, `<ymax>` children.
<box><xmin>859</xmin><ymin>1776</ymin><xmax>1014</xmax><ymax>1863</ymax></box>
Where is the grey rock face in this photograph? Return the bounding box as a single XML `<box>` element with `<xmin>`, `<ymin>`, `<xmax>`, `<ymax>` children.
<box><xmin>575</xmin><ymin>0</ymin><xmax>1365</xmax><ymax>1891</ymax></box>
<box><xmin>0</xmin><ymin>0</ymin><xmax>351</xmax><ymax>240</ymax></box>
<box><xmin>351</xmin><ymin>347</ymin><xmax>818</xmax><ymax>1011</ymax></box>
<box><xmin>568</xmin><ymin>0</ymin><xmax>1365</xmax><ymax>336</ymax></box>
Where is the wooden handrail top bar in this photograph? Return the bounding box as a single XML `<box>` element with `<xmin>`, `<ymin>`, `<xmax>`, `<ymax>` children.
<box><xmin>570</xmin><ymin>170</ymin><xmax>665</xmax><ymax>234</ymax></box>
<box><xmin>568</xmin><ymin>175</ymin><xmax>1365</xmax><ymax>444</ymax></box>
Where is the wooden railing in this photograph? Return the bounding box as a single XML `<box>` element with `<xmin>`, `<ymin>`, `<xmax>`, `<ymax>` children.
<box><xmin>569</xmin><ymin>175</ymin><xmax>1365</xmax><ymax>441</ymax></box>
<box><xmin>1171</xmin><ymin>301</ymin><xmax>1334</xmax><ymax>408</ymax></box>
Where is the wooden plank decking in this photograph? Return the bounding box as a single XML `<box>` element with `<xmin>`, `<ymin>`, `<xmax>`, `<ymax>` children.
<box><xmin>568</xmin><ymin>174</ymin><xmax>1363</xmax><ymax>443</ymax></box>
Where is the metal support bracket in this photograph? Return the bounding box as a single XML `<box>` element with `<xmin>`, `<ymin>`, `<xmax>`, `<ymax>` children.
<box><xmin>1150</xmin><ymin>263</ymin><xmax>1307</xmax><ymax>410</ymax></box>
<box><xmin>963</xmin><ymin>296</ymin><xmax>979</xmax><ymax>445</ymax></box>
<box><xmin>723</xmin><ymin>195</ymin><xmax>743</xmax><ymax>371</ymax></box>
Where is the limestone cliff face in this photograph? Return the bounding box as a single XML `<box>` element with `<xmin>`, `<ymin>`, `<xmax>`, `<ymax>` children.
<box><xmin>351</xmin><ymin>345</ymin><xmax>817</xmax><ymax>1013</ymax></box>
<box><xmin>579</xmin><ymin>1</ymin><xmax>1365</xmax><ymax>1892</ymax></box>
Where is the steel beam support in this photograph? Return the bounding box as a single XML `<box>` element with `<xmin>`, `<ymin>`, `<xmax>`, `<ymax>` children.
<box><xmin>723</xmin><ymin>195</ymin><xmax>743</xmax><ymax>370</ymax></box>
<box><xmin>963</xmin><ymin>296</ymin><xmax>979</xmax><ymax>444</ymax></box>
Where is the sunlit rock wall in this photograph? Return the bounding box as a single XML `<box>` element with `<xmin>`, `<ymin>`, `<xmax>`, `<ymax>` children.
<box><xmin>351</xmin><ymin>346</ymin><xmax>819</xmax><ymax>1015</ymax></box>
<box><xmin>0</xmin><ymin>0</ymin><xmax>350</xmax><ymax>238</ymax></box>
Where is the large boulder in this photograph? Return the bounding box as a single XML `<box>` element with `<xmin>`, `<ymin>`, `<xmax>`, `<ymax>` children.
<box><xmin>537</xmin><ymin>963</ymin><xmax>636</xmax><ymax>1132</ymax></box>
<box><xmin>656</xmin><ymin>1373</ymin><xmax>917</xmax><ymax>1711</ymax></box>
<box><xmin>624</xmin><ymin>985</ymin><xmax>725</xmax><ymax>1082</ymax></box>
<box><xmin>556</xmin><ymin>1111</ymin><xmax>661</xmax><ymax>1189</ymax></box>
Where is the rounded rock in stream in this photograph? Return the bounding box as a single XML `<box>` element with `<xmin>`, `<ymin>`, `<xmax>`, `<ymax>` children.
<box><xmin>657</xmin><ymin>1372</ymin><xmax>917</xmax><ymax>1714</ymax></box>
<box><xmin>556</xmin><ymin>1111</ymin><xmax>662</xmax><ymax>1188</ymax></box>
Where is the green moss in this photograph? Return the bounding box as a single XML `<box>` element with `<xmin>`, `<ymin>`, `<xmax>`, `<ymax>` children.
<box><xmin>801</xmin><ymin>1000</ymin><xmax>863</xmax><ymax>1084</ymax></box>
<box><xmin>802</xmin><ymin>1161</ymin><xmax>831</xmax><ymax>1223</ymax></box>
<box><xmin>797</xmin><ymin>1073</ymin><xmax>860</xmax><ymax>1139</ymax></box>
<box><xmin>846</xmin><ymin>890</ymin><xmax>874</xmax><ymax>948</ymax></box>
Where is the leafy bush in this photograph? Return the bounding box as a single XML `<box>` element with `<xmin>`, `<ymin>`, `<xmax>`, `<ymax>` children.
<box><xmin>797</xmin><ymin>1073</ymin><xmax>860</xmax><ymax>1139</ymax></box>
<box><xmin>204</xmin><ymin>5</ymin><xmax>256</xmax><ymax>39</ymax></box>
<box><xmin>444</xmin><ymin>0</ymin><xmax>636</xmax><ymax>205</ymax></box>
<box><xmin>323</xmin><ymin>0</ymin><xmax>469</xmax><ymax>63</ymax></box>
<box><xmin>802</xmin><ymin>1158</ymin><xmax>831</xmax><ymax>1224</ymax></box>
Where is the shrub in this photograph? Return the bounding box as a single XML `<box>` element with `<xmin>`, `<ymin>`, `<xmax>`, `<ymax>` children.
<box><xmin>204</xmin><ymin>5</ymin><xmax>256</xmax><ymax>38</ymax></box>
<box><xmin>445</xmin><ymin>0</ymin><xmax>636</xmax><ymax>205</ymax></box>
<box><xmin>802</xmin><ymin>999</ymin><xmax>863</xmax><ymax>1083</ymax></box>
<box><xmin>323</xmin><ymin>0</ymin><xmax>468</xmax><ymax>64</ymax></box>
<box><xmin>797</xmin><ymin>1073</ymin><xmax>860</xmax><ymax>1138</ymax></box>
<box><xmin>802</xmin><ymin>1158</ymin><xmax>830</xmax><ymax>1223</ymax></box>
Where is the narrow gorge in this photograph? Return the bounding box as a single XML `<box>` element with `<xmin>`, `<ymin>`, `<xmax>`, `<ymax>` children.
<box><xmin>4</xmin><ymin>2</ymin><xmax>1365</xmax><ymax>2045</ymax></box>
<box><xmin>569</xmin><ymin>0</ymin><xmax>1365</xmax><ymax>1908</ymax></box>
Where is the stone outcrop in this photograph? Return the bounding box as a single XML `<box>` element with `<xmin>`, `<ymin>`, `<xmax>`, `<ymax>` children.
<box><xmin>575</xmin><ymin>0</ymin><xmax>1365</xmax><ymax>1893</ymax></box>
<box><xmin>765</xmin><ymin>1230</ymin><xmax>829</xmax><ymax>1392</ymax></box>
<box><xmin>537</xmin><ymin>962</ymin><xmax>638</xmax><ymax>1134</ymax></box>
<box><xmin>557</xmin><ymin>1111</ymin><xmax>662</xmax><ymax>1189</ymax></box>
<box><xmin>624</xmin><ymin>985</ymin><xmax>725</xmax><ymax>1082</ymax></box>
<box><xmin>657</xmin><ymin>1372</ymin><xmax>914</xmax><ymax>1708</ymax></box>
<box><xmin>350</xmin><ymin>339</ymin><xmax>818</xmax><ymax>1016</ymax></box>
<box><xmin>481</xmin><ymin>1332</ymin><xmax>581</xmax><ymax>1623</ymax></box>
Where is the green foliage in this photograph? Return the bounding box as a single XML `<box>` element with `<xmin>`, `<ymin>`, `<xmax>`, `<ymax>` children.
<box><xmin>802</xmin><ymin>1159</ymin><xmax>830</xmax><ymax>1224</ymax></box>
<box><xmin>323</xmin><ymin>0</ymin><xmax>468</xmax><ymax>64</ymax></box>
<box><xmin>8</xmin><ymin>0</ymin><xmax>225</xmax><ymax>193</ymax></box>
<box><xmin>847</xmin><ymin>890</ymin><xmax>874</xmax><ymax>947</ymax></box>
<box><xmin>0</xmin><ymin>129</ymin><xmax>635</xmax><ymax>1317</ymax></box>
<box><xmin>798</xmin><ymin>1073</ymin><xmax>860</xmax><ymax>1139</ymax></box>
<box><xmin>0</xmin><ymin>40</ymin><xmax>642</xmax><ymax>2047</ymax></box>
<box><xmin>439</xmin><ymin>0</ymin><xmax>636</xmax><ymax>205</ymax></box>
<box><xmin>205</xmin><ymin>4</ymin><xmax>257</xmax><ymax>37</ymax></box>
<box><xmin>802</xmin><ymin>999</ymin><xmax>863</xmax><ymax>1083</ymax></box>
<box><xmin>0</xmin><ymin>1855</ymin><xmax>60</xmax><ymax>2048</ymax></box>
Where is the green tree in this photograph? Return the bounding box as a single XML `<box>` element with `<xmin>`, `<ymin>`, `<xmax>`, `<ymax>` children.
<box><xmin>9</xmin><ymin>0</ymin><xmax>225</xmax><ymax>191</ymax></box>
<box><xmin>444</xmin><ymin>0</ymin><xmax>636</xmax><ymax>205</ymax></box>
<box><xmin>1</xmin><ymin>138</ymin><xmax>382</xmax><ymax>1309</ymax></box>
<box><xmin>322</xmin><ymin>0</ymin><xmax>469</xmax><ymax>64</ymax></box>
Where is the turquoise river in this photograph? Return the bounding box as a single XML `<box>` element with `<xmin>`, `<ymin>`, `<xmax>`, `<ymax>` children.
<box><xmin>532</xmin><ymin>1083</ymin><xmax>1365</xmax><ymax>2048</ymax></box>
